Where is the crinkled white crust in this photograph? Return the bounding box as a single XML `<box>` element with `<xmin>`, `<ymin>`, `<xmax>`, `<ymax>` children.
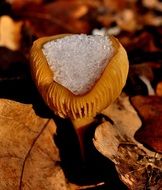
<box><xmin>42</xmin><ymin>34</ymin><xmax>114</xmax><ymax>95</ymax></box>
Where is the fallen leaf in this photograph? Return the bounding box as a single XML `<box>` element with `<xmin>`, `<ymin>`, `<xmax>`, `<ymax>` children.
<box><xmin>102</xmin><ymin>0</ymin><xmax>127</xmax><ymax>12</ymax></box>
<box><xmin>0</xmin><ymin>99</ymin><xmax>69</xmax><ymax>190</ymax></box>
<box><xmin>143</xmin><ymin>13</ymin><xmax>162</xmax><ymax>27</ymax></box>
<box><xmin>0</xmin><ymin>15</ymin><xmax>22</xmax><ymax>50</ymax></box>
<box><xmin>131</xmin><ymin>95</ymin><xmax>162</xmax><ymax>153</ymax></box>
<box><xmin>130</xmin><ymin>63</ymin><xmax>159</xmax><ymax>81</ymax></box>
<box><xmin>18</xmin><ymin>1</ymin><xmax>90</xmax><ymax>37</ymax></box>
<box><xmin>142</xmin><ymin>0</ymin><xmax>162</xmax><ymax>12</ymax></box>
<box><xmin>94</xmin><ymin>94</ymin><xmax>162</xmax><ymax>189</ymax></box>
<box><xmin>6</xmin><ymin>0</ymin><xmax>43</xmax><ymax>9</ymax></box>
<box><xmin>116</xmin><ymin>9</ymin><xmax>138</xmax><ymax>32</ymax></box>
<box><xmin>156</xmin><ymin>81</ymin><xmax>162</xmax><ymax>96</ymax></box>
<box><xmin>124</xmin><ymin>63</ymin><xmax>161</xmax><ymax>96</ymax></box>
<box><xmin>118</xmin><ymin>30</ymin><xmax>161</xmax><ymax>52</ymax></box>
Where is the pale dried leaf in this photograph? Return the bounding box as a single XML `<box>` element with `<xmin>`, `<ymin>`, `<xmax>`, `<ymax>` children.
<box><xmin>143</xmin><ymin>13</ymin><xmax>162</xmax><ymax>27</ymax></box>
<box><xmin>0</xmin><ymin>99</ymin><xmax>69</xmax><ymax>190</ymax></box>
<box><xmin>142</xmin><ymin>0</ymin><xmax>162</xmax><ymax>11</ymax></box>
<box><xmin>94</xmin><ymin>94</ymin><xmax>162</xmax><ymax>189</ymax></box>
<box><xmin>116</xmin><ymin>9</ymin><xmax>138</xmax><ymax>32</ymax></box>
<box><xmin>0</xmin><ymin>16</ymin><xmax>22</xmax><ymax>50</ymax></box>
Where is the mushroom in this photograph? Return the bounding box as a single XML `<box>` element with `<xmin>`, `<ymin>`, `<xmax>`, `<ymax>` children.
<box><xmin>30</xmin><ymin>34</ymin><xmax>129</xmax><ymax>158</ymax></box>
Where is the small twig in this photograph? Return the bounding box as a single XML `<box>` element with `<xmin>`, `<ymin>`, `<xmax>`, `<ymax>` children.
<box><xmin>78</xmin><ymin>182</ymin><xmax>105</xmax><ymax>189</ymax></box>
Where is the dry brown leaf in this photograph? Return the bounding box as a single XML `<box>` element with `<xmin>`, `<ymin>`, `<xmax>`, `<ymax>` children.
<box><xmin>0</xmin><ymin>16</ymin><xmax>22</xmax><ymax>50</ymax></box>
<box><xmin>94</xmin><ymin>94</ymin><xmax>162</xmax><ymax>189</ymax></box>
<box><xmin>131</xmin><ymin>95</ymin><xmax>162</xmax><ymax>153</ymax></box>
<box><xmin>103</xmin><ymin>0</ymin><xmax>128</xmax><ymax>12</ymax></box>
<box><xmin>116</xmin><ymin>9</ymin><xmax>139</xmax><ymax>32</ymax></box>
<box><xmin>130</xmin><ymin>63</ymin><xmax>159</xmax><ymax>81</ymax></box>
<box><xmin>118</xmin><ymin>31</ymin><xmax>160</xmax><ymax>52</ymax></box>
<box><xmin>142</xmin><ymin>0</ymin><xmax>162</xmax><ymax>12</ymax></box>
<box><xmin>143</xmin><ymin>13</ymin><xmax>162</xmax><ymax>27</ymax></box>
<box><xmin>0</xmin><ymin>99</ymin><xmax>69</xmax><ymax>190</ymax></box>
<box><xmin>19</xmin><ymin>1</ymin><xmax>90</xmax><ymax>37</ymax></box>
<box><xmin>6</xmin><ymin>0</ymin><xmax>43</xmax><ymax>9</ymax></box>
<box><xmin>156</xmin><ymin>81</ymin><xmax>162</xmax><ymax>96</ymax></box>
<box><xmin>126</xmin><ymin>62</ymin><xmax>160</xmax><ymax>96</ymax></box>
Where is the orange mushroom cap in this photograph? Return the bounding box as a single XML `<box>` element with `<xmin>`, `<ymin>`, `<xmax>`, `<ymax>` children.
<box><xmin>30</xmin><ymin>34</ymin><xmax>129</xmax><ymax>119</ymax></box>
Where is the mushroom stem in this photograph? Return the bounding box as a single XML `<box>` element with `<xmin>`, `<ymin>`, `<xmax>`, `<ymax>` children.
<box><xmin>71</xmin><ymin>117</ymin><xmax>95</xmax><ymax>160</ymax></box>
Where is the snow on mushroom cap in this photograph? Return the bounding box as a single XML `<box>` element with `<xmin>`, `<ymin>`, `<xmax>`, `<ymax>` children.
<box><xmin>42</xmin><ymin>34</ymin><xmax>114</xmax><ymax>95</ymax></box>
